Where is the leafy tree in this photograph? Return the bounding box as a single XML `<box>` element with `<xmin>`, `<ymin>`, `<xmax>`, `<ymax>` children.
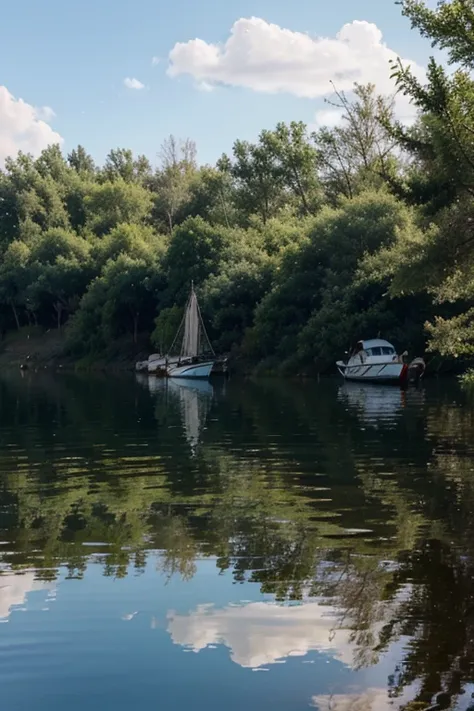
<box><xmin>68</xmin><ymin>145</ymin><xmax>96</xmax><ymax>176</ymax></box>
<box><xmin>67</xmin><ymin>230</ymin><xmax>166</xmax><ymax>352</ymax></box>
<box><xmin>163</xmin><ymin>216</ymin><xmax>237</xmax><ymax>304</ymax></box>
<box><xmin>0</xmin><ymin>240</ymin><xmax>32</xmax><ymax>329</ymax></box>
<box><xmin>0</xmin><ymin>149</ymin><xmax>71</xmax><ymax>240</ymax></box>
<box><xmin>314</xmin><ymin>83</ymin><xmax>400</xmax><ymax>201</ymax></box>
<box><xmin>26</xmin><ymin>229</ymin><xmax>93</xmax><ymax>329</ymax></box>
<box><xmin>102</xmin><ymin>148</ymin><xmax>151</xmax><ymax>184</ymax></box>
<box><xmin>100</xmin><ymin>254</ymin><xmax>161</xmax><ymax>344</ymax></box>
<box><xmin>400</xmin><ymin>0</ymin><xmax>474</xmax><ymax>68</ymax></box>
<box><xmin>259</xmin><ymin>121</ymin><xmax>322</xmax><ymax>215</ymax></box>
<box><xmin>85</xmin><ymin>179</ymin><xmax>153</xmax><ymax>236</ymax></box>
<box><xmin>201</xmin><ymin>254</ymin><xmax>274</xmax><ymax>352</ymax></box>
<box><xmin>35</xmin><ymin>144</ymin><xmax>70</xmax><ymax>183</ymax></box>
<box><xmin>367</xmin><ymin>0</ymin><xmax>474</xmax><ymax>362</ymax></box>
<box><xmin>185</xmin><ymin>166</ymin><xmax>237</xmax><ymax>227</ymax></box>
<box><xmin>151</xmin><ymin>136</ymin><xmax>197</xmax><ymax>234</ymax></box>
<box><xmin>151</xmin><ymin>305</ymin><xmax>183</xmax><ymax>354</ymax></box>
<box><xmin>0</xmin><ymin>171</ymin><xmax>20</xmax><ymax>248</ymax></box>
<box><xmin>251</xmin><ymin>191</ymin><xmax>421</xmax><ymax>372</ymax></box>
<box><xmin>229</xmin><ymin>137</ymin><xmax>285</xmax><ymax>224</ymax></box>
<box><xmin>93</xmin><ymin>223</ymin><xmax>166</xmax><ymax>269</ymax></box>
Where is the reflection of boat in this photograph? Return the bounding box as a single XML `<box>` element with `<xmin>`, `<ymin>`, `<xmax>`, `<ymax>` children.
<box><xmin>336</xmin><ymin>339</ymin><xmax>425</xmax><ymax>384</ymax></box>
<box><xmin>168</xmin><ymin>378</ymin><xmax>214</xmax><ymax>453</ymax></box>
<box><xmin>166</xmin><ymin>285</ymin><xmax>215</xmax><ymax>379</ymax></box>
<box><xmin>338</xmin><ymin>382</ymin><xmax>404</xmax><ymax>427</ymax></box>
<box><xmin>338</xmin><ymin>381</ymin><xmax>426</xmax><ymax>428</ymax></box>
<box><xmin>135</xmin><ymin>373</ymin><xmax>214</xmax><ymax>452</ymax></box>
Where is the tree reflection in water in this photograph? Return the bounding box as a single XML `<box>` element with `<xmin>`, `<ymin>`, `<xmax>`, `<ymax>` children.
<box><xmin>1</xmin><ymin>372</ymin><xmax>474</xmax><ymax>708</ymax></box>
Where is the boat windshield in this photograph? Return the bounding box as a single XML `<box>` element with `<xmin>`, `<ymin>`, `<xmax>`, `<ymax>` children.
<box><xmin>367</xmin><ymin>346</ymin><xmax>395</xmax><ymax>356</ymax></box>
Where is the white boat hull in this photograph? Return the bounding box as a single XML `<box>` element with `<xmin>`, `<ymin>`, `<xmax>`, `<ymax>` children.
<box><xmin>338</xmin><ymin>361</ymin><xmax>407</xmax><ymax>383</ymax></box>
<box><xmin>167</xmin><ymin>361</ymin><xmax>215</xmax><ymax>379</ymax></box>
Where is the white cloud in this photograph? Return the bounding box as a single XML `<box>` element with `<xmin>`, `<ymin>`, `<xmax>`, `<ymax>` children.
<box><xmin>0</xmin><ymin>572</ymin><xmax>53</xmax><ymax>620</ymax></box>
<box><xmin>152</xmin><ymin>56</ymin><xmax>161</xmax><ymax>66</ymax></box>
<box><xmin>312</xmin><ymin>689</ymin><xmax>394</xmax><ymax>711</ymax></box>
<box><xmin>0</xmin><ymin>86</ymin><xmax>63</xmax><ymax>167</ymax></box>
<box><xmin>168</xmin><ymin>17</ymin><xmax>425</xmax><ymax>119</ymax></box>
<box><xmin>313</xmin><ymin>108</ymin><xmax>345</xmax><ymax>128</ymax></box>
<box><xmin>36</xmin><ymin>105</ymin><xmax>56</xmax><ymax>122</ymax></box>
<box><xmin>167</xmin><ymin>600</ymin><xmax>355</xmax><ymax>669</ymax></box>
<box><xmin>124</xmin><ymin>77</ymin><xmax>145</xmax><ymax>90</ymax></box>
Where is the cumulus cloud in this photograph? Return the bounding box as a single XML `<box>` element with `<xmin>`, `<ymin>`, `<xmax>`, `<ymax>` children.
<box><xmin>313</xmin><ymin>108</ymin><xmax>345</xmax><ymax>128</ymax></box>
<box><xmin>312</xmin><ymin>689</ymin><xmax>394</xmax><ymax>711</ymax></box>
<box><xmin>151</xmin><ymin>56</ymin><xmax>161</xmax><ymax>66</ymax></box>
<box><xmin>0</xmin><ymin>85</ymin><xmax>62</xmax><ymax>167</ymax></box>
<box><xmin>0</xmin><ymin>572</ymin><xmax>53</xmax><ymax>620</ymax></box>
<box><xmin>124</xmin><ymin>77</ymin><xmax>145</xmax><ymax>90</ymax></box>
<box><xmin>36</xmin><ymin>105</ymin><xmax>56</xmax><ymax>122</ymax></box>
<box><xmin>168</xmin><ymin>17</ymin><xmax>425</xmax><ymax>119</ymax></box>
<box><xmin>167</xmin><ymin>600</ymin><xmax>355</xmax><ymax>669</ymax></box>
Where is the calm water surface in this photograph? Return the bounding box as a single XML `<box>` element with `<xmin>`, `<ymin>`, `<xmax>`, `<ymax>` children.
<box><xmin>1</xmin><ymin>372</ymin><xmax>474</xmax><ymax>710</ymax></box>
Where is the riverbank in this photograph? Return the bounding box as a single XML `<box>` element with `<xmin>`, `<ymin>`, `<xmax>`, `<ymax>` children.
<box><xmin>0</xmin><ymin>328</ymin><xmax>148</xmax><ymax>371</ymax></box>
<box><xmin>0</xmin><ymin>326</ymin><xmax>469</xmax><ymax>379</ymax></box>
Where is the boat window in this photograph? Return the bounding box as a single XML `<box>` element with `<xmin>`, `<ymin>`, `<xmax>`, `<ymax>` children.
<box><xmin>382</xmin><ymin>347</ymin><xmax>395</xmax><ymax>355</ymax></box>
<box><xmin>370</xmin><ymin>347</ymin><xmax>382</xmax><ymax>356</ymax></box>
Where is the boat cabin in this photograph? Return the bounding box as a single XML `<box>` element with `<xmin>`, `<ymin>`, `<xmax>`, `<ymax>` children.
<box><xmin>348</xmin><ymin>339</ymin><xmax>398</xmax><ymax>366</ymax></box>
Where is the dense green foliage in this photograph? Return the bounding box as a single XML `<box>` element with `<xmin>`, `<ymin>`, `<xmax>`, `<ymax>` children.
<box><xmin>1</xmin><ymin>1</ymin><xmax>473</xmax><ymax>372</ymax></box>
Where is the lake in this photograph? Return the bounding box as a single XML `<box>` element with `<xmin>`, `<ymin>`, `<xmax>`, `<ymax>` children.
<box><xmin>0</xmin><ymin>372</ymin><xmax>473</xmax><ymax>710</ymax></box>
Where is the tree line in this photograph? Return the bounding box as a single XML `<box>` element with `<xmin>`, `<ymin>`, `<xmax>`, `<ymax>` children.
<box><xmin>1</xmin><ymin>0</ymin><xmax>473</xmax><ymax>375</ymax></box>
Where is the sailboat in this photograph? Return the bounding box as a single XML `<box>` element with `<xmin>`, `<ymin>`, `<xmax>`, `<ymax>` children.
<box><xmin>166</xmin><ymin>284</ymin><xmax>215</xmax><ymax>379</ymax></box>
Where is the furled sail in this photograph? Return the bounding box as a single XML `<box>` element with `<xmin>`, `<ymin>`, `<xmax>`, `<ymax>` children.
<box><xmin>182</xmin><ymin>288</ymin><xmax>199</xmax><ymax>358</ymax></box>
<box><xmin>168</xmin><ymin>284</ymin><xmax>214</xmax><ymax>360</ymax></box>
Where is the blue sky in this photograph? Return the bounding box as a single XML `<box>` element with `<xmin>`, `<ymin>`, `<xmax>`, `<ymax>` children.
<box><xmin>0</xmin><ymin>0</ymin><xmax>435</xmax><ymax>167</ymax></box>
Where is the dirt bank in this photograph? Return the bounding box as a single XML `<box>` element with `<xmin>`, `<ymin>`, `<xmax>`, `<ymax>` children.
<box><xmin>0</xmin><ymin>328</ymin><xmax>146</xmax><ymax>371</ymax></box>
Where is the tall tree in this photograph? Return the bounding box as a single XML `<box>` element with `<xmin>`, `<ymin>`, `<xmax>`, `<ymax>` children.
<box><xmin>26</xmin><ymin>229</ymin><xmax>93</xmax><ymax>330</ymax></box>
<box><xmin>68</xmin><ymin>145</ymin><xmax>96</xmax><ymax>176</ymax></box>
<box><xmin>0</xmin><ymin>240</ymin><xmax>32</xmax><ymax>329</ymax></box>
<box><xmin>400</xmin><ymin>0</ymin><xmax>474</xmax><ymax>68</ymax></box>
<box><xmin>314</xmin><ymin>83</ymin><xmax>400</xmax><ymax>201</ymax></box>
<box><xmin>152</xmin><ymin>135</ymin><xmax>197</xmax><ymax>234</ymax></box>
<box><xmin>365</xmin><ymin>0</ymin><xmax>474</xmax><ymax>367</ymax></box>
<box><xmin>85</xmin><ymin>179</ymin><xmax>153</xmax><ymax>236</ymax></box>
<box><xmin>260</xmin><ymin>122</ymin><xmax>322</xmax><ymax>215</ymax></box>
<box><xmin>102</xmin><ymin>148</ymin><xmax>151</xmax><ymax>184</ymax></box>
<box><xmin>230</xmin><ymin>138</ymin><xmax>284</xmax><ymax>224</ymax></box>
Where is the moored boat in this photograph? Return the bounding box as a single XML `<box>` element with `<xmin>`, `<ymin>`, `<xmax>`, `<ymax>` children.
<box><xmin>165</xmin><ymin>284</ymin><xmax>215</xmax><ymax>380</ymax></box>
<box><xmin>167</xmin><ymin>359</ymin><xmax>215</xmax><ymax>379</ymax></box>
<box><xmin>336</xmin><ymin>339</ymin><xmax>425</xmax><ymax>384</ymax></box>
<box><xmin>147</xmin><ymin>354</ymin><xmax>171</xmax><ymax>376</ymax></box>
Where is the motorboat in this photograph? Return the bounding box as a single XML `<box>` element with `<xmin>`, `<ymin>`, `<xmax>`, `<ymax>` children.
<box><xmin>336</xmin><ymin>339</ymin><xmax>425</xmax><ymax>384</ymax></box>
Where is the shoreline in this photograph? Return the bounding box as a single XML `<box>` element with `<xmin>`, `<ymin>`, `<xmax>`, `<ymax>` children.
<box><xmin>0</xmin><ymin>328</ymin><xmax>468</xmax><ymax>379</ymax></box>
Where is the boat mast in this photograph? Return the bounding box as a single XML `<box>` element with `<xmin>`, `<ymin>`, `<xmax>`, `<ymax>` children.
<box><xmin>167</xmin><ymin>282</ymin><xmax>214</xmax><ymax>360</ymax></box>
<box><xmin>181</xmin><ymin>282</ymin><xmax>199</xmax><ymax>358</ymax></box>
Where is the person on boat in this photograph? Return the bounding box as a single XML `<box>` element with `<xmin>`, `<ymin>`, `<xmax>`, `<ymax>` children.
<box><xmin>353</xmin><ymin>340</ymin><xmax>366</xmax><ymax>364</ymax></box>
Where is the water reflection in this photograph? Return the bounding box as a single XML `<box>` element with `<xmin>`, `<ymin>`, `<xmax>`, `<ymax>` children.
<box><xmin>166</xmin><ymin>378</ymin><xmax>213</xmax><ymax>454</ymax></box>
<box><xmin>167</xmin><ymin>599</ymin><xmax>354</xmax><ymax>669</ymax></box>
<box><xmin>0</xmin><ymin>571</ymin><xmax>53</xmax><ymax>620</ymax></box>
<box><xmin>136</xmin><ymin>374</ymin><xmax>214</xmax><ymax>454</ymax></box>
<box><xmin>0</xmin><ymin>372</ymin><xmax>474</xmax><ymax>709</ymax></box>
<box><xmin>312</xmin><ymin>689</ymin><xmax>395</xmax><ymax>711</ymax></box>
<box><xmin>338</xmin><ymin>382</ymin><xmax>426</xmax><ymax>428</ymax></box>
